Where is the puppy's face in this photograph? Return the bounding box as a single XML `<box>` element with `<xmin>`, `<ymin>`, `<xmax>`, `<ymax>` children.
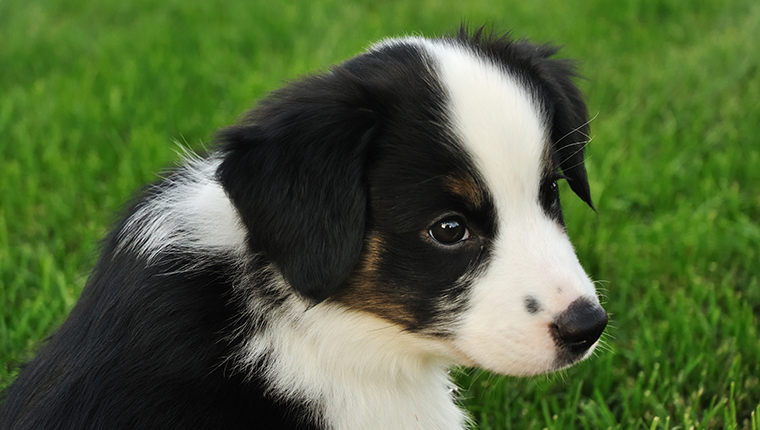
<box><xmin>219</xmin><ymin>31</ymin><xmax>606</xmax><ymax>377</ymax></box>
<box><xmin>333</xmin><ymin>38</ymin><xmax>605</xmax><ymax>376</ymax></box>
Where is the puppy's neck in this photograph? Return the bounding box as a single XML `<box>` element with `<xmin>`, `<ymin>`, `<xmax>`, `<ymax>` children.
<box><xmin>236</xmin><ymin>292</ymin><xmax>468</xmax><ymax>430</ymax></box>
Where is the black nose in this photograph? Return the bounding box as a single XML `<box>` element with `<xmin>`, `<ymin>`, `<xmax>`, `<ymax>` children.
<box><xmin>551</xmin><ymin>298</ymin><xmax>608</xmax><ymax>354</ymax></box>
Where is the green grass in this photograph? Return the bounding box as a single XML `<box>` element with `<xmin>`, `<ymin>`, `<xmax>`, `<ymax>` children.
<box><xmin>1</xmin><ymin>0</ymin><xmax>759</xmax><ymax>428</ymax></box>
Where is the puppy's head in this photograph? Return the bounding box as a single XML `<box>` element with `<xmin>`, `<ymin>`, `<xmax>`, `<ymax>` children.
<box><xmin>217</xmin><ymin>28</ymin><xmax>606</xmax><ymax>376</ymax></box>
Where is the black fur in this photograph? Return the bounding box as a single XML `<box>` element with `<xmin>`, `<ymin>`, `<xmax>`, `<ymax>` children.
<box><xmin>0</xmin><ymin>205</ymin><xmax>321</xmax><ymax>429</ymax></box>
<box><xmin>216</xmin><ymin>71</ymin><xmax>374</xmax><ymax>304</ymax></box>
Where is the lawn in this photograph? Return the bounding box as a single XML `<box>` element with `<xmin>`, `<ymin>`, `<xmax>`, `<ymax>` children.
<box><xmin>1</xmin><ymin>0</ymin><xmax>759</xmax><ymax>428</ymax></box>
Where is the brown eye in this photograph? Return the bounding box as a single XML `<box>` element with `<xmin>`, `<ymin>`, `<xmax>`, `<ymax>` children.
<box><xmin>429</xmin><ymin>216</ymin><xmax>469</xmax><ymax>245</ymax></box>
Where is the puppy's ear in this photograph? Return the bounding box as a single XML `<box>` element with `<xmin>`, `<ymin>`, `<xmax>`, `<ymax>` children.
<box><xmin>216</xmin><ymin>72</ymin><xmax>377</xmax><ymax>303</ymax></box>
<box><xmin>533</xmin><ymin>47</ymin><xmax>594</xmax><ymax>210</ymax></box>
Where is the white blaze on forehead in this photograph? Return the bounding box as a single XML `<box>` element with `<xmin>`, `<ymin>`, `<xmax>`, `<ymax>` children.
<box><xmin>421</xmin><ymin>39</ymin><xmax>548</xmax><ymax>209</ymax></box>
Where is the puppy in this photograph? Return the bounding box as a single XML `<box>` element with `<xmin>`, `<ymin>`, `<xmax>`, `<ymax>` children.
<box><xmin>0</xmin><ymin>28</ymin><xmax>607</xmax><ymax>430</ymax></box>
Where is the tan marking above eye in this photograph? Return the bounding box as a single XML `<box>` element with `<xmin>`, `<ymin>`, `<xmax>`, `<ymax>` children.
<box><xmin>443</xmin><ymin>174</ymin><xmax>484</xmax><ymax>208</ymax></box>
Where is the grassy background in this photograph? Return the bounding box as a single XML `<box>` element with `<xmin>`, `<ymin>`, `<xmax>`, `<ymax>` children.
<box><xmin>1</xmin><ymin>0</ymin><xmax>759</xmax><ymax>428</ymax></box>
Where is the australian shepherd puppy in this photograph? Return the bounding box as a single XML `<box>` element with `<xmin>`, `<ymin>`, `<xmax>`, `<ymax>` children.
<box><xmin>0</xmin><ymin>28</ymin><xmax>607</xmax><ymax>430</ymax></box>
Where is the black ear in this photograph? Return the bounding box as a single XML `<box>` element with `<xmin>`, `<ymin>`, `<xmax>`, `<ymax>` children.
<box><xmin>532</xmin><ymin>47</ymin><xmax>594</xmax><ymax>210</ymax></box>
<box><xmin>216</xmin><ymin>72</ymin><xmax>377</xmax><ymax>303</ymax></box>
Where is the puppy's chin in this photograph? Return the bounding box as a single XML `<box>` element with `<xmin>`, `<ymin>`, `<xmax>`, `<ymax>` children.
<box><xmin>448</xmin><ymin>337</ymin><xmax>556</xmax><ymax>377</ymax></box>
<box><xmin>448</xmin><ymin>338</ymin><xmax>602</xmax><ymax>377</ymax></box>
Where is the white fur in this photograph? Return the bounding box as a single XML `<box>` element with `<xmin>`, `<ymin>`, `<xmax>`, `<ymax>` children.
<box><xmin>421</xmin><ymin>39</ymin><xmax>601</xmax><ymax>376</ymax></box>
<box><xmin>119</xmin><ymin>153</ymin><xmax>247</xmax><ymax>260</ymax></box>
<box><xmin>237</xmin><ymin>276</ymin><xmax>469</xmax><ymax>430</ymax></box>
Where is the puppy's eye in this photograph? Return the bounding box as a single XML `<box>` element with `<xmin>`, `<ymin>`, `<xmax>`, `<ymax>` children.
<box><xmin>429</xmin><ymin>216</ymin><xmax>469</xmax><ymax>245</ymax></box>
<box><xmin>541</xmin><ymin>180</ymin><xmax>560</xmax><ymax>211</ymax></box>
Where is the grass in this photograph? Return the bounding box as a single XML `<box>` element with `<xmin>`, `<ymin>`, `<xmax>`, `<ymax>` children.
<box><xmin>1</xmin><ymin>0</ymin><xmax>759</xmax><ymax>428</ymax></box>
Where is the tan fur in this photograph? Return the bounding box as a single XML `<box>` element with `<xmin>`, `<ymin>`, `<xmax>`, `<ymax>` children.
<box><xmin>444</xmin><ymin>174</ymin><xmax>485</xmax><ymax>208</ymax></box>
<box><xmin>332</xmin><ymin>232</ymin><xmax>416</xmax><ymax>327</ymax></box>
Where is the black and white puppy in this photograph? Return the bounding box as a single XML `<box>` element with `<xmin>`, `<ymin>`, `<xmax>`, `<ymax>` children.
<box><xmin>0</xmin><ymin>28</ymin><xmax>607</xmax><ymax>430</ymax></box>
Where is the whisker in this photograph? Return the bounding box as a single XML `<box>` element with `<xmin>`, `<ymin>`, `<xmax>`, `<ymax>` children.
<box><xmin>559</xmin><ymin>153</ymin><xmax>594</xmax><ymax>173</ymax></box>
<box><xmin>554</xmin><ymin>112</ymin><xmax>598</xmax><ymax>148</ymax></box>
<box><xmin>564</xmin><ymin>136</ymin><xmax>594</xmax><ymax>161</ymax></box>
<box><xmin>558</xmin><ymin>139</ymin><xmax>591</xmax><ymax>150</ymax></box>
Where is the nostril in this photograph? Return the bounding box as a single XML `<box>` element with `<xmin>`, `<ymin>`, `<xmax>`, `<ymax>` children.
<box><xmin>551</xmin><ymin>298</ymin><xmax>608</xmax><ymax>354</ymax></box>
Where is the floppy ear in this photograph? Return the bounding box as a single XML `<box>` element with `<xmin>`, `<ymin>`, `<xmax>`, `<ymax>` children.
<box><xmin>216</xmin><ymin>72</ymin><xmax>377</xmax><ymax>303</ymax></box>
<box><xmin>533</xmin><ymin>49</ymin><xmax>595</xmax><ymax>210</ymax></box>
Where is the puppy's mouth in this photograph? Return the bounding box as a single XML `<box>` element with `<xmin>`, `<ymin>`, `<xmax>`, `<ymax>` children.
<box><xmin>444</xmin><ymin>299</ymin><xmax>607</xmax><ymax>377</ymax></box>
<box><xmin>447</xmin><ymin>339</ymin><xmax>599</xmax><ymax>377</ymax></box>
